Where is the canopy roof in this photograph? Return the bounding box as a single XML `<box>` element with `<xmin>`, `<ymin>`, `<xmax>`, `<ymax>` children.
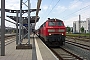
<box><xmin>7</xmin><ymin>16</ymin><xmax>40</xmax><ymax>23</ymax></box>
<box><xmin>0</xmin><ymin>9</ymin><xmax>41</xmax><ymax>13</ymax></box>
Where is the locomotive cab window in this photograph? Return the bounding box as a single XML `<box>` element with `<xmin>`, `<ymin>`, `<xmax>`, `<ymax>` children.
<box><xmin>48</xmin><ymin>21</ymin><xmax>55</xmax><ymax>26</ymax></box>
<box><xmin>57</xmin><ymin>22</ymin><xmax>63</xmax><ymax>26</ymax></box>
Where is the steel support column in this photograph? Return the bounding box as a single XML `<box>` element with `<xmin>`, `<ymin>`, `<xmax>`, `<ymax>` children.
<box><xmin>16</xmin><ymin>11</ymin><xmax>19</xmax><ymax>45</ymax></box>
<box><xmin>28</xmin><ymin>0</ymin><xmax>30</xmax><ymax>44</ymax></box>
<box><xmin>1</xmin><ymin>0</ymin><xmax>5</xmax><ymax>56</ymax></box>
<box><xmin>22</xmin><ymin>18</ymin><xmax>24</xmax><ymax>41</ymax></box>
<box><xmin>19</xmin><ymin>0</ymin><xmax>23</xmax><ymax>44</ymax></box>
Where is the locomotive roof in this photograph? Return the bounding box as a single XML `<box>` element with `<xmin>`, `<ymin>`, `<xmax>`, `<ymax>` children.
<box><xmin>40</xmin><ymin>18</ymin><xmax>63</xmax><ymax>28</ymax></box>
<box><xmin>46</xmin><ymin>18</ymin><xmax>63</xmax><ymax>22</ymax></box>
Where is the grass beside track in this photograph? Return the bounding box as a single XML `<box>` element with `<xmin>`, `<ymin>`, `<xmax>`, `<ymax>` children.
<box><xmin>66</xmin><ymin>33</ymin><xmax>90</xmax><ymax>37</ymax></box>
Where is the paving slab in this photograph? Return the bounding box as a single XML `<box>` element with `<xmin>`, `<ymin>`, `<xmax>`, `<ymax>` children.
<box><xmin>35</xmin><ymin>37</ymin><xmax>58</xmax><ymax>60</ymax></box>
<box><xmin>0</xmin><ymin>39</ymin><xmax>32</xmax><ymax>60</ymax></box>
<box><xmin>0</xmin><ymin>35</ymin><xmax>58</xmax><ymax>60</ymax></box>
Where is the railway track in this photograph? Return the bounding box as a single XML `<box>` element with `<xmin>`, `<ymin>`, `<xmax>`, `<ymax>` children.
<box><xmin>50</xmin><ymin>47</ymin><xmax>84</xmax><ymax>60</ymax></box>
<box><xmin>5</xmin><ymin>36</ymin><xmax>15</xmax><ymax>40</ymax></box>
<box><xmin>0</xmin><ymin>35</ymin><xmax>16</xmax><ymax>46</ymax></box>
<box><xmin>5</xmin><ymin>36</ymin><xmax>16</xmax><ymax>46</ymax></box>
<box><xmin>65</xmin><ymin>37</ymin><xmax>90</xmax><ymax>60</ymax></box>
<box><xmin>66</xmin><ymin>36</ymin><xmax>90</xmax><ymax>42</ymax></box>
<box><xmin>36</xmin><ymin>34</ymin><xmax>89</xmax><ymax>60</ymax></box>
<box><xmin>65</xmin><ymin>40</ymin><xmax>90</xmax><ymax>51</ymax></box>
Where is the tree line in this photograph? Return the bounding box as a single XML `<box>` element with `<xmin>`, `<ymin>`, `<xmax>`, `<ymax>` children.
<box><xmin>66</xmin><ymin>26</ymin><xmax>84</xmax><ymax>33</ymax></box>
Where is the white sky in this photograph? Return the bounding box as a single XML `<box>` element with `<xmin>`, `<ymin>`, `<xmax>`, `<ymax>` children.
<box><xmin>0</xmin><ymin>0</ymin><xmax>90</xmax><ymax>29</ymax></box>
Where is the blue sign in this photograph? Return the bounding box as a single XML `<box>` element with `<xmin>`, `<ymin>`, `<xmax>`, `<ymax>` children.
<box><xmin>23</xmin><ymin>24</ymin><xmax>28</xmax><ymax>27</ymax></box>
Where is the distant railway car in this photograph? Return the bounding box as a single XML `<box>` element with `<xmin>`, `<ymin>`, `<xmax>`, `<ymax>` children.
<box><xmin>38</xmin><ymin>18</ymin><xmax>66</xmax><ymax>46</ymax></box>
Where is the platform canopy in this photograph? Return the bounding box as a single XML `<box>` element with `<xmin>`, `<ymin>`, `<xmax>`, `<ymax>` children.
<box><xmin>7</xmin><ymin>15</ymin><xmax>40</xmax><ymax>23</ymax></box>
<box><xmin>0</xmin><ymin>8</ymin><xmax>41</xmax><ymax>13</ymax></box>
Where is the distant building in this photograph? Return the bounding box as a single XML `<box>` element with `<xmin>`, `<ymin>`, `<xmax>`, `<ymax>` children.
<box><xmin>86</xmin><ymin>18</ymin><xmax>90</xmax><ymax>33</ymax></box>
<box><xmin>73</xmin><ymin>18</ymin><xmax>90</xmax><ymax>33</ymax></box>
<box><xmin>0</xmin><ymin>26</ymin><xmax>1</xmax><ymax>35</ymax></box>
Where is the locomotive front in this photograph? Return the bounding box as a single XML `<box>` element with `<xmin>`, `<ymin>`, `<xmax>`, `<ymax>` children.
<box><xmin>45</xmin><ymin>19</ymin><xmax>66</xmax><ymax>46</ymax></box>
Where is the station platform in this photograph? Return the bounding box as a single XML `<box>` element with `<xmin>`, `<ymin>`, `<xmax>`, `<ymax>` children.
<box><xmin>0</xmin><ymin>34</ymin><xmax>58</xmax><ymax>60</ymax></box>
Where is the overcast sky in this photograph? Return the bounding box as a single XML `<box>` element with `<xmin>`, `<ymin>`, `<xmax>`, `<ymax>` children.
<box><xmin>0</xmin><ymin>0</ymin><xmax>90</xmax><ymax>29</ymax></box>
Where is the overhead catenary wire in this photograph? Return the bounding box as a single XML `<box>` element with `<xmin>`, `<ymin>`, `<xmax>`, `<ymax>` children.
<box><xmin>56</xmin><ymin>0</ymin><xmax>81</xmax><ymax>17</ymax></box>
<box><xmin>36</xmin><ymin>0</ymin><xmax>54</xmax><ymax>29</ymax></box>
<box><xmin>37</xmin><ymin>0</ymin><xmax>90</xmax><ymax>29</ymax></box>
<box><xmin>37</xmin><ymin>0</ymin><xmax>60</xmax><ymax>29</ymax></box>
<box><xmin>41</xmin><ymin>0</ymin><xmax>54</xmax><ymax>19</ymax></box>
<box><xmin>42</xmin><ymin>0</ymin><xmax>90</xmax><ymax>20</ymax></box>
<box><xmin>43</xmin><ymin>0</ymin><xmax>60</xmax><ymax>20</ymax></box>
<box><xmin>62</xmin><ymin>4</ymin><xmax>90</xmax><ymax>20</ymax></box>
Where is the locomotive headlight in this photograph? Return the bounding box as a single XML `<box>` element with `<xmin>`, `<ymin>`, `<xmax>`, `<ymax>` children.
<box><xmin>48</xmin><ymin>29</ymin><xmax>55</xmax><ymax>32</ymax></box>
<box><xmin>62</xmin><ymin>33</ymin><xmax>64</xmax><ymax>35</ymax></box>
<box><xmin>58</xmin><ymin>29</ymin><xmax>65</xmax><ymax>32</ymax></box>
<box><xmin>49</xmin><ymin>34</ymin><xmax>51</xmax><ymax>35</ymax></box>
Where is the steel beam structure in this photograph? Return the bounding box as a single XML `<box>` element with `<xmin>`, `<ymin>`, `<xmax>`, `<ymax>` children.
<box><xmin>0</xmin><ymin>9</ymin><xmax>40</xmax><ymax>13</ymax></box>
<box><xmin>35</xmin><ymin>0</ymin><xmax>42</xmax><ymax>28</ymax></box>
<box><xmin>19</xmin><ymin>0</ymin><xmax>22</xmax><ymax>45</ymax></box>
<box><xmin>18</xmin><ymin>0</ymin><xmax>31</xmax><ymax>45</ymax></box>
<box><xmin>16</xmin><ymin>11</ymin><xmax>19</xmax><ymax>45</ymax></box>
<box><xmin>0</xmin><ymin>17</ymin><xmax>16</xmax><ymax>24</ymax></box>
<box><xmin>0</xmin><ymin>0</ymin><xmax>41</xmax><ymax>50</ymax></box>
<box><xmin>6</xmin><ymin>16</ymin><xmax>40</xmax><ymax>23</ymax></box>
<box><xmin>1</xmin><ymin>0</ymin><xmax>5</xmax><ymax>56</ymax></box>
<box><xmin>28</xmin><ymin>0</ymin><xmax>30</xmax><ymax>44</ymax></box>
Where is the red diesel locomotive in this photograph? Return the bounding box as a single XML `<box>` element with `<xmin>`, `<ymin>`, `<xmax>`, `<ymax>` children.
<box><xmin>38</xmin><ymin>18</ymin><xmax>66</xmax><ymax>46</ymax></box>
